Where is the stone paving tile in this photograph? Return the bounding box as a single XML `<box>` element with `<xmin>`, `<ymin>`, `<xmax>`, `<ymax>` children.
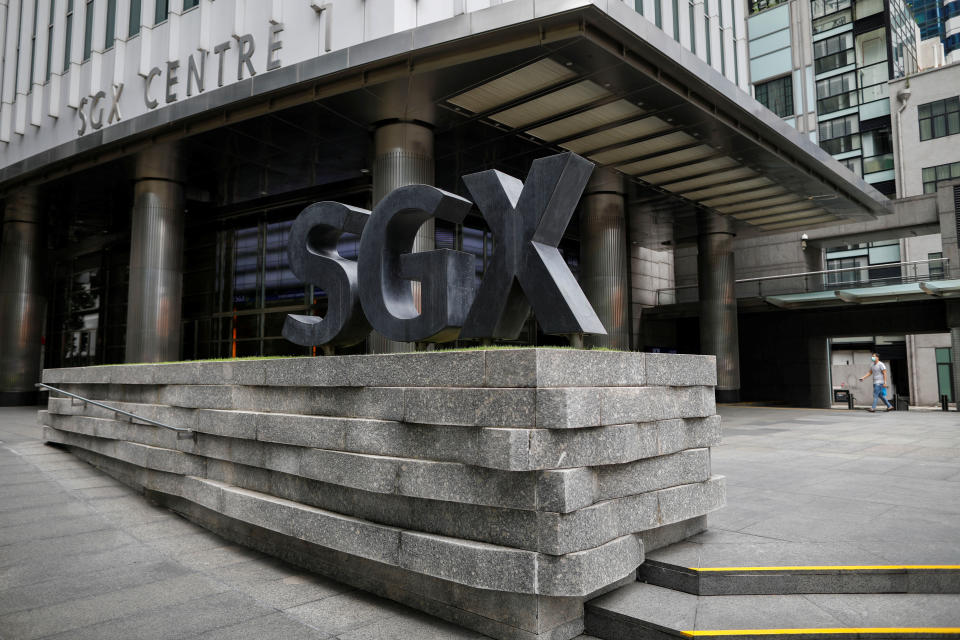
<box><xmin>3</xmin><ymin>404</ymin><xmax>959</xmax><ymax>639</ymax></box>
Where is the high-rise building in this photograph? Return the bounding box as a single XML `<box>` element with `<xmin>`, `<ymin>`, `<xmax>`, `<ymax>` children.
<box><xmin>746</xmin><ymin>0</ymin><xmax>920</xmax><ymax>196</ymax></box>
<box><xmin>906</xmin><ymin>0</ymin><xmax>960</xmax><ymax>62</ymax></box>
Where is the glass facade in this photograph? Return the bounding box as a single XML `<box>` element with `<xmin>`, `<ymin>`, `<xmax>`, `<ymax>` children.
<box><xmin>755</xmin><ymin>75</ymin><xmax>794</xmax><ymax>117</ymax></box>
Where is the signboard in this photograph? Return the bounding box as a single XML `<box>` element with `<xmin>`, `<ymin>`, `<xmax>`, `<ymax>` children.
<box><xmin>283</xmin><ymin>152</ymin><xmax>607</xmax><ymax>347</ymax></box>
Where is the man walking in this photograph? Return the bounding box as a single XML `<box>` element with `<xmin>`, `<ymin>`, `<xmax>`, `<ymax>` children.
<box><xmin>859</xmin><ymin>353</ymin><xmax>893</xmax><ymax>412</ymax></box>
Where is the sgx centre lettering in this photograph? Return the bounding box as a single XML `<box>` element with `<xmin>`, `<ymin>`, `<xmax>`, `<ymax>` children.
<box><xmin>283</xmin><ymin>152</ymin><xmax>607</xmax><ymax>348</ymax></box>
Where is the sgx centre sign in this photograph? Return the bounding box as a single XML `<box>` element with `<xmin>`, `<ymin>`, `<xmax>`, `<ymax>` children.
<box><xmin>283</xmin><ymin>152</ymin><xmax>607</xmax><ymax>348</ymax></box>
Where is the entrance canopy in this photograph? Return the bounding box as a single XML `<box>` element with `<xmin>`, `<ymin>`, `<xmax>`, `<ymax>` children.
<box><xmin>2</xmin><ymin>0</ymin><xmax>893</xmax><ymax>233</ymax></box>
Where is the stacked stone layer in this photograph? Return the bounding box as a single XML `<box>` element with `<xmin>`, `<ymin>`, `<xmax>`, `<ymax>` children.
<box><xmin>40</xmin><ymin>349</ymin><xmax>724</xmax><ymax>640</ymax></box>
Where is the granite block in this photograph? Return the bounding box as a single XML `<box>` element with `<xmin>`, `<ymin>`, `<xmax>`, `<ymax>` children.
<box><xmin>159</xmin><ymin>385</ymin><xmax>234</xmax><ymax>410</ymax></box>
<box><xmin>536</xmin><ymin>388</ymin><xmax>602</xmax><ymax>429</ymax></box>
<box><xmin>262</xmin><ymin>443</ymin><xmax>304</xmax><ymax>476</ymax></box>
<box><xmin>299</xmin><ymin>449</ymin><xmax>399</xmax><ymax>494</ymax></box>
<box><xmin>196</xmin><ymin>410</ymin><xmax>258</xmax><ymax>440</ymax></box>
<box><xmin>256</xmin><ymin>412</ymin><xmax>347</xmax><ymax>449</ymax></box>
<box><xmin>474</xmin><ymin>428</ymin><xmax>531</xmax><ymax>471</ymax></box>
<box><xmin>527</xmin><ymin>423</ymin><xmax>659</xmax><ymax>470</ymax></box>
<box><xmin>397</xmin><ymin>459</ymin><xmax>537</xmax><ymax>510</ymax></box>
<box><xmin>346</xmin><ymin>351</ymin><xmax>487</xmax><ymax>388</ymax></box>
<box><xmin>638</xmin><ymin>515</ymin><xmax>708</xmax><ymax>554</ymax></box>
<box><xmin>218</xmin><ymin>484</ymin><xmax>402</xmax><ymax>565</ymax></box>
<box><xmin>536</xmin><ymin>534</ymin><xmax>642</xmax><ymax>596</ymax></box>
<box><xmin>259</xmin><ymin>357</ymin><xmax>347</xmax><ymax>387</ymax></box>
<box><xmin>644</xmin><ymin>353</ymin><xmax>716</xmax><ymax>387</ymax></box>
<box><xmin>194</xmin><ymin>434</ymin><xmax>267</xmax><ymax>468</ymax></box>
<box><xmin>148</xmin><ymin>362</ymin><xmax>201</xmax><ymax>385</ymax></box>
<box><xmin>600</xmin><ymin>387</ymin><xmax>679</xmax><ymax>425</ymax></box>
<box><xmin>399</xmin><ymin>531</ymin><xmax>538</xmax><ymax>593</ymax></box>
<box><xmin>205</xmin><ymin>459</ymin><xmax>272</xmax><ymax>493</ymax></box>
<box><xmin>484</xmin><ymin>349</ymin><xmax>644</xmax><ymax>388</ymax></box>
<box><xmin>596</xmin><ymin>449</ymin><xmax>711</xmax><ymax>502</ymax></box>
<box><xmin>536</xmin><ymin>468</ymin><xmax>595</xmax><ymax>513</ymax></box>
<box><xmin>677</xmin><ymin>386</ymin><xmax>716</xmax><ymax>418</ymax></box>
<box><xmin>197</xmin><ymin>360</ymin><xmax>267</xmax><ymax>386</ymax></box>
<box><xmin>403</xmin><ymin>388</ymin><xmax>536</xmax><ymax>427</ymax></box>
<box><xmin>657</xmin><ymin>476</ymin><xmax>726</xmax><ymax>526</ymax></box>
<box><xmin>346</xmin><ymin>421</ymin><xmax>479</xmax><ymax>466</ymax></box>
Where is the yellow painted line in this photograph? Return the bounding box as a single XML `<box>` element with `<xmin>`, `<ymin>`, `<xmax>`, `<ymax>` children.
<box><xmin>681</xmin><ymin>629</ymin><xmax>960</xmax><ymax>637</ymax></box>
<box><xmin>690</xmin><ymin>565</ymin><xmax>960</xmax><ymax>572</ymax></box>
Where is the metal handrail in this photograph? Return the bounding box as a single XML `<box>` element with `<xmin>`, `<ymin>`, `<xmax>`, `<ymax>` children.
<box><xmin>36</xmin><ymin>382</ymin><xmax>194</xmax><ymax>439</ymax></box>
<box><xmin>666</xmin><ymin>257</ymin><xmax>951</xmax><ymax>292</ymax></box>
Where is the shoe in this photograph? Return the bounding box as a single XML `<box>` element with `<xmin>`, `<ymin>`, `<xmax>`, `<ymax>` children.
<box><xmin>868</xmin><ymin>408</ymin><xmax>875</xmax><ymax>412</ymax></box>
<box><xmin>887</xmin><ymin>407</ymin><xmax>895</xmax><ymax>411</ymax></box>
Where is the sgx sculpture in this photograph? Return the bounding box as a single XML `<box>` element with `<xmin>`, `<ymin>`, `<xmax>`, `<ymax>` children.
<box><xmin>282</xmin><ymin>151</ymin><xmax>606</xmax><ymax>347</ymax></box>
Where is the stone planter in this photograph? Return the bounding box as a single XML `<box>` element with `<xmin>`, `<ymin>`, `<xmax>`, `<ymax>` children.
<box><xmin>40</xmin><ymin>349</ymin><xmax>724</xmax><ymax>640</ymax></box>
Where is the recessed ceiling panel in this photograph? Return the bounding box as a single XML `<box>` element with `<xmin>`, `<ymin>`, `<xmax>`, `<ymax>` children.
<box><xmin>642</xmin><ymin>156</ymin><xmax>738</xmax><ymax>184</ymax></box>
<box><xmin>447</xmin><ymin>58</ymin><xmax>577</xmax><ymax>113</ymax></box>
<box><xmin>741</xmin><ymin>209</ymin><xmax>825</xmax><ymax>225</ymax></box>
<box><xmin>759</xmin><ymin>214</ymin><xmax>837</xmax><ymax>230</ymax></box>
<box><xmin>659</xmin><ymin>167</ymin><xmax>758</xmax><ymax>193</ymax></box>
<box><xmin>525</xmin><ymin>100</ymin><xmax>644</xmax><ymax>141</ymax></box>
<box><xmin>490</xmin><ymin>80</ymin><xmax>612</xmax><ymax>128</ymax></box>
<box><xmin>732</xmin><ymin>202</ymin><xmax>818</xmax><ymax>219</ymax></box>
<box><xmin>702</xmin><ymin>186</ymin><xmax>788</xmax><ymax>207</ymax></box>
<box><xmin>680</xmin><ymin>176</ymin><xmax>772</xmax><ymax>200</ymax></box>
<box><xmin>589</xmin><ymin>131</ymin><xmax>697</xmax><ymax>165</ymax></box>
<box><xmin>560</xmin><ymin>116</ymin><xmax>672</xmax><ymax>154</ymax></box>
<box><xmin>715</xmin><ymin>194</ymin><xmax>804</xmax><ymax>214</ymax></box>
<box><xmin>618</xmin><ymin>145</ymin><xmax>718</xmax><ymax>175</ymax></box>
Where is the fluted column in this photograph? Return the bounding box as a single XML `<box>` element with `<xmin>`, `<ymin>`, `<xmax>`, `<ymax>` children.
<box><xmin>367</xmin><ymin>121</ymin><xmax>434</xmax><ymax>354</ymax></box>
<box><xmin>580</xmin><ymin>168</ymin><xmax>630</xmax><ymax>350</ymax></box>
<box><xmin>124</xmin><ymin>143</ymin><xmax>185</xmax><ymax>363</ymax></box>
<box><xmin>0</xmin><ymin>187</ymin><xmax>46</xmax><ymax>406</ymax></box>
<box><xmin>697</xmin><ymin>211</ymin><xmax>740</xmax><ymax>402</ymax></box>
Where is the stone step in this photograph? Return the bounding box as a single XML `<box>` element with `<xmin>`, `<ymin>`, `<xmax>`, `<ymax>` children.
<box><xmin>638</xmin><ymin>540</ymin><xmax>960</xmax><ymax>595</ymax></box>
<box><xmin>585</xmin><ymin>582</ymin><xmax>960</xmax><ymax>639</ymax></box>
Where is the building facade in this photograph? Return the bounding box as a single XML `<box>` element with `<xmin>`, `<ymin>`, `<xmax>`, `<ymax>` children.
<box><xmin>0</xmin><ymin>0</ymin><xmax>913</xmax><ymax>408</ymax></box>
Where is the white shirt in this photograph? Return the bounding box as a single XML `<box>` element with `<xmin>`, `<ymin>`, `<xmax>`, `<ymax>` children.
<box><xmin>871</xmin><ymin>361</ymin><xmax>886</xmax><ymax>385</ymax></box>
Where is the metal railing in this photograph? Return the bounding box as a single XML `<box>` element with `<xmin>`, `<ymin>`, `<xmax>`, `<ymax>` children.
<box><xmin>657</xmin><ymin>257</ymin><xmax>953</xmax><ymax>305</ymax></box>
<box><xmin>37</xmin><ymin>382</ymin><xmax>194</xmax><ymax>439</ymax></box>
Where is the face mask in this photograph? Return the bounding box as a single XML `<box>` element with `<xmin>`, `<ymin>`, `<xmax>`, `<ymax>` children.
<box><xmin>871</xmin><ymin>357</ymin><xmax>877</xmax><ymax>362</ymax></box>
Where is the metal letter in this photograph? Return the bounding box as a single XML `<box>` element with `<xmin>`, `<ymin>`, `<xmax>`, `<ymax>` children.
<box><xmin>165</xmin><ymin>60</ymin><xmax>179</xmax><ymax>104</ymax></box>
<box><xmin>358</xmin><ymin>186</ymin><xmax>475</xmax><ymax>343</ymax></box>
<box><xmin>89</xmin><ymin>90</ymin><xmax>106</xmax><ymax>129</ymax></box>
<box><xmin>283</xmin><ymin>202</ymin><xmax>372</xmax><ymax>348</ymax></box>
<box><xmin>108</xmin><ymin>83</ymin><xmax>123</xmax><ymax>124</ymax></box>
<box><xmin>187</xmin><ymin>52</ymin><xmax>205</xmax><ymax>96</ymax></box>
<box><xmin>460</xmin><ymin>152</ymin><xmax>606</xmax><ymax>338</ymax></box>
<box><xmin>267</xmin><ymin>23</ymin><xmax>283</xmax><ymax>71</ymax></box>
<box><xmin>235</xmin><ymin>34</ymin><xmax>256</xmax><ymax>80</ymax></box>
<box><xmin>213</xmin><ymin>41</ymin><xmax>231</xmax><ymax>87</ymax></box>
<box><xmin>144</xmin><ymin>67</ymin><xmax>161</xmax><ymax>109</ymax></box>
<box><xmin>76</xmin><ymin>96</ymin><xmax>88</xmax><ymax>135</ymax></box>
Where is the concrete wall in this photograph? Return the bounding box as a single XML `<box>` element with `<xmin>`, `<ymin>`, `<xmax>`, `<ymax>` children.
<box><xmin>40</xmin><ymin>349</ymin><xmax>724</xmax><ymax>640</ymax></box>
<box><xmin>890</xmin><ymin>62</ymin><xmax>960</xmax><ymax>198</ymax></box>
<box><xmin>907</xmin><ymin>333</ymin><xmax>953</xmax><ymax>406</ymax></box>
<box><xmin>831</xmin><ymin>350</ymin><xmax>897</xmax><ymax>406</ymax></box>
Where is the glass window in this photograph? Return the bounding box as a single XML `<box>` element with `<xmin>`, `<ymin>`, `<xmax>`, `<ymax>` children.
<box><xmin>29</xmin><ymin>0</ymin><xmax>39</xmax><ymax>88</ymax></box>
<box><xmin>155</xmin><ymin>0</ymin><xmax>168</xmax><ymax>24</ymax></box>
<box><xmin>854</xmin><ymin>0</ymin><xmax>883</xmax><ymax>18</ymax></box>
<box><xmin>813</xmin><ymin>32</ymin><xmax>854</xmax><ymax>73</ymax></box>
<box><xmin>129</xmin><ymin>0</ymin><xmax>141</xmax><ymax>36</ymax></box>
<box><xmin>936</xmin><ymin>347</ymin><xmax>953</xmax><ymax>402</ymax></box>
<box><xmin>928</xmin><ymin>252</ymin><xmax>945</xmax><ymax>280</ymax></box>
<box><xmin>755</xmin><ymin>75</ymin><xmax>794</xmax><ymax>117</ymax></box>
<box><xmin>183</xmin><ymin>0</ymin><xmax>200</xmax><ymax>8</ymax></box>
<box><xmin>812</xmin><ymin>8</ymin><xmax>851</xmax><ymax>34</ymax></box>
<box><xmin>922</xmin><ymin>161</ymin><xmax>960</xmax><ymax>193</ymax></box>
<box><xmin>749</xmin><ymin>0</ymin><xmax>787</xmax><ymax>13</ymax></box>
<box><xmin>918</xmin><ymin>97</ymin><xmax>960</xmax><ymax>141</ymax></box>
<box><xmin>811</xmin><ymin>0</ymin><xmax>851</xmax><ymax>19</ymax></box>
<box><xmin>104</xmin><ymin>0</ymin><xmax>117</xmax><ymax>49</ymax></box>
<box><xmin>63</xmin><ymin>0</ymin><xmax>74</xmax><ymax>72</ymax></box>
<box><xmin>82</xmin><ymin>0</ymin><xmax>93</xmax><ymax>61</ymax></box>
<box><xmin>45</xmin><ymin>0</ymin><xmax>54</xmax><ymax>81</ymax></box>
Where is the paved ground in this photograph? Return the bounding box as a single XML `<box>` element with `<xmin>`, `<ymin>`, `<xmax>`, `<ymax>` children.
<box><xmin>1</xmin><ymin>404</ymin><xmax>958</xmax><ymax>639</ymax></box>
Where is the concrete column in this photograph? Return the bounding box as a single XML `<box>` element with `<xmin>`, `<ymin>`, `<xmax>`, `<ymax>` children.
<box><xmin>367</xmin><ymin>121</ymin><xmax>434</xmax><ymax>354</ymax></box>
<box><xmin>697</xmin><ymin>211</ymin><xmax>740</xmax><ymax>402</ymax></box>
<box><xmin>124</xmin><ymin>143</ymin><xmax>185</xmax><ymax>363</ymax></box>
<box><xmin>0</xmin><ymin>187</ymin><xmax>46</xmax><ymax>406</ymax></box>
<box><xmin>807</xmin><ymin>337</ymin><xmax>832</xmax><ymax>408</ymax></box>
<box><xmin>580</xmin><ymin>168</ymin><xmax>630</xmax><ymax>350</ymax></box>
<box><xmin>949</xmin><ymin>300</ymin><xmax>960</xmax><ymax>409</ymax></box>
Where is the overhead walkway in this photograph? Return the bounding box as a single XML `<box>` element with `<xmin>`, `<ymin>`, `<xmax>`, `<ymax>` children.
<box><xmin>767</xmin><ymin>279</ymin><xmax>960</xmax><ymax>309</ymax></box>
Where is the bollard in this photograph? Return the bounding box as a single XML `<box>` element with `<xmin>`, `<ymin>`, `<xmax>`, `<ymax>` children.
<box><xmin>943</xmin><ymin>395</ymin><xmax>950</xmax><ymax>411</ymax></box>
<box><xmin>847</xmin><ymin>394</ymin><xmax>854</xmax><ymax>410</ymax></box>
